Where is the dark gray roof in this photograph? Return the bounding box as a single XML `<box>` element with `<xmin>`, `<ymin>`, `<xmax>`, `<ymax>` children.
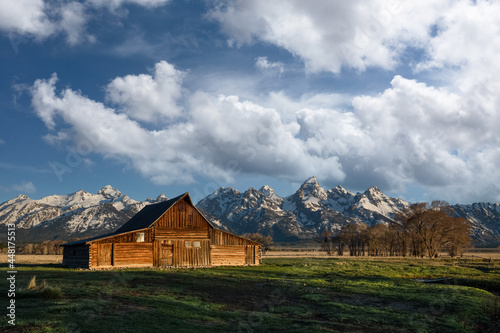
<box><xmin>114</xmin><ymin>193</ymin><xmax>187</xmax><ymax>233</ymax></box>
<box><xmin>61</xmin><ymin>233</ymin><xmax>115</xmax><ymax>246</ymax></box>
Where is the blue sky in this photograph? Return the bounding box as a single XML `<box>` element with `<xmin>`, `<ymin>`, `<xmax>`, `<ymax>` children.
<box><xmin>1</xmin><ymin>0</ymin><xmax>500</xmax><ymax>205</ymax></box>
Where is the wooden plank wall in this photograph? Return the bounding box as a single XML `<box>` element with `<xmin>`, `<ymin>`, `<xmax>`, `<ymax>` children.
<box><xmin>62</xmin><ymin>244</ymin><xmax>90</xmax><ymax>268</ymax></box>
<box><xmin>210</xmin><ymin>229</ymin><xmax>254</xmax><ymax>245</ymax></box>
<box><xmin>211</xmin><ymin>245</ymin><xmax>246</xmax><ymax>266</ymax></box>
<box><xmin>155</xmin><ymin>229</ymin><xmax>208</xmax><ymax>239</ymax></box>
<box><xmin>154</xmin><ymin>199</ymin><xmax>209</xmax><ymax>230</ymax></box>
<box><xmin>113</xmin><ymin>243</ymin><xmax>153</xmax><ymax>267</ymax></box>
<box><xmin>153</xmin><ymin>240</ymin><xmax>174</xmax><ymax>266</ymax></box>
<box><xmin>89</xmin><ymin>243</ymin><xmax>97</xmax><ymax>268</ymax></box>
<box><xmin>97</xmin><ymin>243</ymin><xmax>113</xmax><ymax>266</ymax></box>
<box><xmin>94</xmin><ymin>229</ymin><xmax>153</xmax><ymax>244</ymax></box>
<box><xmin>172</xmin><ymin>239</ymin><xmax>211</xmax><ymax>267</ymax></box>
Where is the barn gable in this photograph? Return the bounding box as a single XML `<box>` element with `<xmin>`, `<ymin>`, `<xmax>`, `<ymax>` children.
<box><xmin>62</xmin><ymin>192</ymin><xmax>261</xmax><ymax>269</ymax></box>
<box><xmin>115</xmin><ymin>193</ymin><xmax>204</xmax><ymax>233</ymax></box>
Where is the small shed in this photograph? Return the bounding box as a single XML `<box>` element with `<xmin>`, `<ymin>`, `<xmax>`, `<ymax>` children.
<box><xmin>62</xmin><ymin>192</ymin><xmax>261</xmax><ymax>269</ymax></box>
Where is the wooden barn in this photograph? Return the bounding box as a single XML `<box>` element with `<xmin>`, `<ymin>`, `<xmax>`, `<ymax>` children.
<box><xmin>61</xmin><ymin>193</ymin><xmax>261</xmax><ymax>269</ymax></box>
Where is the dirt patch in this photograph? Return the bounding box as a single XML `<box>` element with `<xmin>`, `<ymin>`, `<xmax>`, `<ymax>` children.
<box><xmin>263</xmin><ymin>250</ymin><xmax>500</xmax><ymax>259</ymax></box>
<box><xmin>0</xmin><ymin>254</ymin><xmax>63</xmax><ymax>264</ymax></box>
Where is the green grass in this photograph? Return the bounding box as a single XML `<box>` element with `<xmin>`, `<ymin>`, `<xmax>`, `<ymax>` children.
<box><xmin>1</xmin><ymin>257</ymin><xmax>499</xmax><ymax>333</ymax></box>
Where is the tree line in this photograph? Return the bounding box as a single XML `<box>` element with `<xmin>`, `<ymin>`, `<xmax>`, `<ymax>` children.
<box><xmin>0</xmin><ymin>240</ymin><xmax>65</xmax><ymax>255</ymax></box>
<box><xmin>316</xmin><ymin>201</ymin><xmax>472</xmax><ymax>258</ymax></box>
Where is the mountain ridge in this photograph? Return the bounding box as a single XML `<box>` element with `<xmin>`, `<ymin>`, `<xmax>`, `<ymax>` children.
<box><xmin>0</xmin><ymin>185</ymin><xmax>168</xmax><ymax>242</ymax></box>
<box><xmin>197</xmin><ymin>177</ymin><xmax>500</xmax><ymax>245</ymax></box>
<box><xmin>1</xmin><ymin>179</ymin><xmax>499</xmax><ymax>246</ymax></box>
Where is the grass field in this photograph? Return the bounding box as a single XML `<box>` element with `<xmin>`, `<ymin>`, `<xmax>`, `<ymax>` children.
<box><xmin>1</xmin><ymin>257</ymin><xmax>499</xmax><ymax>333</ymax></box>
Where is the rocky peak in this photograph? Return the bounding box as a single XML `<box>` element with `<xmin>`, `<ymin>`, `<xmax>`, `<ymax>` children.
<box><xmin>17</xmin><ymin>194</ymin><xmax>29</xmax><ymax>200</ymax></box>
<box><xmin>298</xmin><ymin>176</ymin><xmax>327</xmax><ymax>200</ymax></box>
<box><xmin>67</xmin><ymin>189</ymin><xmax>91</xmax><ymax>202</ymax></box>
<box><xmin>98</xmin><ymin>185</ymin><xmax>122</xmax><ymax>199</ymax></box>
<box><xmin>360</xmin><ymin>186</ymin><xmax>386</xmax><ymax>201</ymax></box>
<box><xmin>259</xmin><ymin>185</ymin><xmax>274</xmax><ymax>196</ymax></box>
<box><xmin>330</xmin><ymin>185</ymin><xmax>353</xmax><ymax>197</ymax></box>
<box><xmin>209</xmin><ymin>187</ymin><xmax>240</xmax><ymax>198</ymax></box>
<box><xmin>156</xmin><ymin>193</ymin><xmax>167</xmax><ymax>201</ymax></box>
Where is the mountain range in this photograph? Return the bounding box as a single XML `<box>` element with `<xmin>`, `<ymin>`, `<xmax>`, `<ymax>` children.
<box><xmin>1</xmin><ymin>178</ymin><xmax>499</xmax><ymax>246</ymax></box>
<box><xmin>0</xmin><ymin>185</ymin><xmax>168</xmax><ymax>243</ymax></box>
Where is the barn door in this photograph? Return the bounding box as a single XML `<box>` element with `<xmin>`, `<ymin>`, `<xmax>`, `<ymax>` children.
<box><xmin>98</xmin><ymin>243</ymin><xmax>113</xmax><ymax>266</ymax></box>
<box><xmin>160</xmin><ymin>243</ymin><xmax>173</xmax><ymax>266</ymax></box>
<box><xmin>245</xmin><ymin>245</ymin><xmax>255</xmax><ymax>265</ymax></box>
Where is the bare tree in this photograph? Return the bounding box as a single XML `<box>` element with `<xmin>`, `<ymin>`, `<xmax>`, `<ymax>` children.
<box><xmin>315</xmin><ymin>230</ymin><xmax>334</xmax><ymax>256</ymax></box>
<box><xmin>393</xmin><ymin>202</ymin><xmax>471</xmax><ymax>258</ymax></box>
<box><xmin>241</xmin><ymin>233</ymin><xmax>273</xmax><ymax>254</ymax></box>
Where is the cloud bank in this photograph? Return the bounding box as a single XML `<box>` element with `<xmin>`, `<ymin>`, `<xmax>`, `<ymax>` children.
<box><xmin>31</xmin><ymin>59</ymin><xmax>500</xmax><ymax>203</ymax></box>
<box><xmin>24</xmin><ymin>0</ymin><xmax>500</xmax><ymax>203</ymax></box>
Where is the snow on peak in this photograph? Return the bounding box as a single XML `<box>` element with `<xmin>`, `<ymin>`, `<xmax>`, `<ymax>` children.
<box><xmin>304</xmin><ymin>176</ymin><xmax>319</xmax><ymax>184</ymax></box>
<box><xmin>366</xmin><ymin>186</ymin><xmax>381</xmax><ymax>193</ymax></box>
<box><xmin>156</xmin><ymin>193</ymin><xmax>167</xmax><ymax>201</ymax></box>
<box><xmin>98</xmin><ymin>185</ymin><xmax>122</xmax><ymax>198</ymax></box>
<box><xmin>299</xmin><ymin>176</ymin><xmax>327</xmax><ymax>200</ymax></box>
<box><xmin>362</xmin><ymin>186</ymin><xmax>388</xmax><ymax>201</ymax></box>
<box><xmin>331</xmin><ymin>185</ymin><xmax>352</xmax><ymax>196</ymax></box>
<box><xmin>257</xmin><ymin>185</ymin><xmax>283</xmax><ymax>204</ymax></box>
<box><xmin>211</xmin><ymin>187</ymin><xmax>239</xmax><ymax>197</ymax></box>
<box><xmin>352</xmin><ymin>186</ymin><xmax>405</xmax><ymax>217</ymax></box>
<box><xmin>16</xmin><ymin>194</ymin><xmax>29</xmax><ymax>201</ymax></box>
<box><xmin>324</xmin><ymin>185</ymin><xmax>355</xmax><ymax>212</ymax></box>
<box><xmin>259</xmin><ymin>185</ymin><xmax>276</xmax><ymax>197</ymax></box>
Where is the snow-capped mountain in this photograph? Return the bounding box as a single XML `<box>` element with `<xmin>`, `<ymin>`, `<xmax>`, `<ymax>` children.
<box><xmin>1</xmin><ymin>179</ymin><xmax>499</xmax><ymax>245</ymax></box>
<box><xmin>452</xmin><ymin>202</ymin><xmax>500</xmax><ymax>246</ymax></box>
<box><xmin>197</xmin><ymin>177</ymin><xmax>500</xmax><ymax>245</ymax></box>
<box><xmin>0</xmin><ymin>185</ymin><xmax>168</xmax><ymax>242</ymax></box>
<box><xmin>197</xmin><ymin>177</ymin><xmax>411</xmax><ymax>242</ymax></box>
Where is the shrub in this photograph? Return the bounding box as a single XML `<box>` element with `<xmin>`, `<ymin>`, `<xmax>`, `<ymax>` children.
<box><xmin>18</xmin><ymin>275</ymin><xmax>63</xmax><ymax>299</ymax></box>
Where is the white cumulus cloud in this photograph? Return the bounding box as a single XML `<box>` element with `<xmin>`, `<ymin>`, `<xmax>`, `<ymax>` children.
<box><xmin>209</xmin><ymin>0</ymin><xmax>447</xmax><ymax>73</ymax></box>
<box><xmin>0</xmin><ymin>0</ymin><xmax>56</xmax><ymax>39</ymax></box>
<box><xmin>0</xmin><ymin>0</ymin><xmax>170</xmax><ymax>45</ymax></box>
<box><xmin>30</xmin><ymin>60</ymin><xmax>500</xmax><ymax>203</ymax></box>
<box><xmin>30</xmin><ymin>62</ymin><xmax>347</xmax><ymax>187</ymax></box>
<box><xmin>106</xmin><ymin>61</ymin><xmax>185</xmax><ymax>123</ymax></box>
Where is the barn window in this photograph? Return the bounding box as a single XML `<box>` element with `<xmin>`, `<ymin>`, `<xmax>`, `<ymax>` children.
<box><xmin>185</xmin><ymin>241</ymin><xmax>192</xmax><ymax>247</ymax></box>
<box><xmin>193</xmin><ymin>241</ymin><xmax>201</xmax><ymax>248</ymax></box>
<box><xmin>136</xmin><ymin>232</ymin><xmax>145</xmax><ymax>242</ymax></box>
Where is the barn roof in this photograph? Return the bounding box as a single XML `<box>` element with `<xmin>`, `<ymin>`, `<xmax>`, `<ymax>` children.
<box><xmin>61</xmin><ymin>233</ymin><xmax>115</xmax><ymax>246</ymax></box>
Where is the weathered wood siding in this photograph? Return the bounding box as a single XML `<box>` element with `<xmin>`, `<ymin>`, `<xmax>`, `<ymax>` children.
<box><xmin>211</xmin><ymin>245</ymin><xmax>246</xmax><ymax>266</ymax></box>
<box><xmin>94</xmin><ymin>229</ymin><xmax>153</xmax><ymax>244</ymax></box>
<box><xmin>154</xmin><ymin>199</ymin><xmax>209</xmax><ymax>230</ymax></box>
<box><xmin>210</xmin><ymin>229</ymin><xmax>256</xmax><ymax>246</ymax></box>
<box><xmin>211</xmin><ymin>244</ymin><xmax>260</xmax><ymax>266</ymax></box>
<box><xmin>153</xmin><ymin>240</ymin><xmax>173</xmax><ymax>266</ymax></box>
<box><xmin>97</xmin><ymin>243</ymin><xmax>113</xmax><ymax>266</ymax></box>
<box><xmin>154</xmin><ymin>229</ymin><xmax>208</xmax><ymax>239</ymax></box>
<box><xmin>172</xmin><ymin>239</ymin><xmax>211</xmax><ymax>267</ymax></box>
<box><xmin>62</xmin><ymin>244</ymin><xmax>90</xmax><ymax>268</ymax></box>
<box><xmin>89</xmin><ymin>242</ymin><xmax>98</xmax><ymax>268</ymax></box>
<box><xmin>113</xmin><ymin>243</ymin><xmax>153</xmax><ymax>267</ymax></box>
